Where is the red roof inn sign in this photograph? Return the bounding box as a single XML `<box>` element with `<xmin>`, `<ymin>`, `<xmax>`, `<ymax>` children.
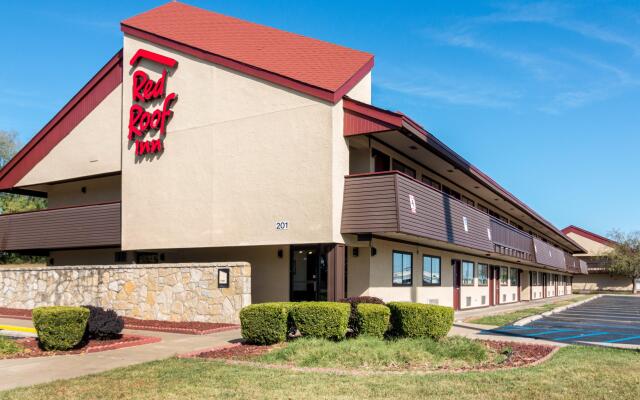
<box><xmin>128</xmin><ymin>49</ymin><xmax>178</xmax><ymax>156</ymax></box>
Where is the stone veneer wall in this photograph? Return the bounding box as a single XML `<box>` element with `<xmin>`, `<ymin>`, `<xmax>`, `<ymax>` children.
<box><xmin>0</xmin><ymin>262</ymin><xmax>251</xmax><ymax>324</ymax></box>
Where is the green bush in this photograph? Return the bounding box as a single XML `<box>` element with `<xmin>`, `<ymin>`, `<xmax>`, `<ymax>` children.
<box><xmin>355</xmin><ymin>303</ymin><xmax>390</xmax><ymax>338</ymax></box>
<box><xmin>240</xmin><ymin>303</ymin><xmax>292</xmax><ymax>345</ymax></box>
<box><xmin>387</xmin><ymin>302</ymin><xmax>453</xmax><ymax>340</ymax></box>
<box><xmin>290</xmin><ymin>302</ymin><xmax>350</xmax><ymax>340</ymax></box>
<box><xmin>32</xmin><ymin>306</ymin><xmax>90</xmax><ymax>351</ymax></box>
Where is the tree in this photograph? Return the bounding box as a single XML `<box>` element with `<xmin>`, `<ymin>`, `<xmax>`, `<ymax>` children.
<box><xmin>607</xmin><ymin>230</ymin><xmax>640</xmax><ymax>294</ymax></box>
<box><xmin>0</xmin><ymin>130</ymin><xmax>47</xmax><ymax>264</ymax></box>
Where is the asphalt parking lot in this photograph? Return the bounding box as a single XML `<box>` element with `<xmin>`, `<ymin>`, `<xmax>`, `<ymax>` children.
<box><xmin>490</xmin><ymin>295</ymin><xmax>640</xmax><ymax>346</ymax></box>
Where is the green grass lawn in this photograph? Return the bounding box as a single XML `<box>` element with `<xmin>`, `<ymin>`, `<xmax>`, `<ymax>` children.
<box><xmin>256</xmin><ymin>336</ymin><xmax>503</xmax><ymax>370</ymax></box>
<box><xmin>0</xmin><ymin>345</ymin><xmax>638</xmax><ymax>400</ymax></box>
<box><xmin>0</xmin><ymin>336</ymin><xmax>23</xmax><ymax>357</ymax></box>
<box><xmin>468</xmin><ymin>295</ymin><xmax>592</xmax><ymax>326</ymax></box>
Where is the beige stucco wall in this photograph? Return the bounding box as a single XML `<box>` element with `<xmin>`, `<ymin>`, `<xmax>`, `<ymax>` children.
<box><xmin>121</xmin><ymin>35</ymin><xmax>352</xmax><ymax>251</ymax></box>
<box><xmin>460</xmin><ymin>280</ymin><xmax>490</xmax><ymax>309</ymax></box>
<box><xmin>46</xmin><ymin>175</ymin><xmax>121</xmax><ymax>208</ymax></box>
<box><xmin>18</xmin><ymin>86</ymin><xmax>122</xmax><ymax>187</ymax></box>
<box><xmin>573</xmin><ymin>273</ymin><xmax>632</xmax><ymax>292</ymax></box>
<box><xmin>345</xmin><ymin>71</ymin><xmax>371</xmax><ymax>104</ymax></box>
<box><xmin>565</xmin><ymin>232</ymin><xmax>613</xmax><ymax>256</ymax></box>
<box><xmin>346</xmin><ymin>246</ymin><xmax>371</xmax><ymax>297</ymax></box>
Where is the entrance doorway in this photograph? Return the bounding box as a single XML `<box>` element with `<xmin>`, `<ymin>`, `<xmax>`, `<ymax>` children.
<box><xmin>290</xmin><ymin>245</ymin><xmax>328</xmax><ymax>301</ymax></box>
<box><xmin>452</xmin><ymin>259</ymin><xmax>461</xmax><ymax>310</ymax></box>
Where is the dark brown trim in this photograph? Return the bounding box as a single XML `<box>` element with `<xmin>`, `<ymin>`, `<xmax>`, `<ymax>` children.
<box><xmin>0</xmin><ymin>188</ymin><xmax>47</xmax><ymax>198</ymax></box>
<box><xmin>561</xmin><ymin>225</ymin><xmax>617</xmax><ymax>247</ymax></box>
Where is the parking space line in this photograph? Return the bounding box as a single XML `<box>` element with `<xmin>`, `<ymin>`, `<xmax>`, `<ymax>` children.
<box><xmin>555</xmin><ymin>332</ymin><xmax>611</xmax><ymax>341</ymax></box>
<box><xmin>604</xmin><ymin>335</ymin><xmax>640</xmax><ymax>344</ymax></box>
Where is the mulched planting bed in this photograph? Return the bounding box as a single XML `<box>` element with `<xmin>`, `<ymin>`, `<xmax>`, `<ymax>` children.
<box><xmin>0</xmin><ymin>334</ymin><xmax>161</xmax><ymax>360</ymax></box>
<box><xmin>189</xmin><ymin>340</ymin><xmax>557</xmax><ymax>374</ymax></box>
<box><xmin>0</xmin><ymin>307</ymin><xmax>238</xmax><ymax>335</ymax></box>
<box><xmin>122</xmin><ymin>317</ymin><xmax>238</xmax><ymax>335</ymax></box>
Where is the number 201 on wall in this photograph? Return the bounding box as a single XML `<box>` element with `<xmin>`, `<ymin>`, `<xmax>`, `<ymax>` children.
<box><xmin>275</xmin><ymin>221</ymin><xmax>289</xmax><ymax>230</ymax></box>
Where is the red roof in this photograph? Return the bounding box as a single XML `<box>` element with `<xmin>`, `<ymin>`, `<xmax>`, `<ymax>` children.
<box><xmin>121</xmin><ymin>2</ymin><xmax>373</xmax><ymax>103</ymax></box>
<box><xmin>561</xmin><ymin>225</ymin><xmax>616</xmax><ymax>247</ymax></box>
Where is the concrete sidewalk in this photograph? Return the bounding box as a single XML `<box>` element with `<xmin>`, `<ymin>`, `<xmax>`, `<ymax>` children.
<box><xmin>454</xmin><ymin>295</ymin><xmax>586</xmax><ymax>321</ymax></box>
<box><xmin>0</xmin><ymin>317</ymin><xmax>242</xmax><ymax>391</ymax></box>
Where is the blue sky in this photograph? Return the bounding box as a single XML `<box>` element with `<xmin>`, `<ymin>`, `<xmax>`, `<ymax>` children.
<box><xmin>2</xmin><ymin>1</ymin><xmax>639</xmax><ymax>236</ymax></box>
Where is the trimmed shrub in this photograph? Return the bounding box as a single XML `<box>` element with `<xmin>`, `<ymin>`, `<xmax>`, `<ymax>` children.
<box><xmin>32</xmin><ymin>306</ymin><xmax>90</xmax><ymax>351</ymax></box>
<box><xmin>83</xmin><ymin>305</ymin><xmax>124</xmax><ymax>340</ymax></box>
<box><xmin>339</xmin><ymin>296</ymin><xmax>385</xmax><ymax>334</ymax></box>
<box><xmin>355</xmin><ymin>303</ymin><xmax>390</xmax><ymax>339</ymax></box>
<box><xmin>240</xmin><ymin>303</ymin><xmax>291</xmax><ymax>345</ymax></box>
<box><xmin>290</xmin><ymin>302</ymin><xmax>350</xmax><ymax>340</ymax></box>
<box><xmin>387</xmin><ymin>302</ymin><xmax>453</xmax><ymax>341</ymax></box>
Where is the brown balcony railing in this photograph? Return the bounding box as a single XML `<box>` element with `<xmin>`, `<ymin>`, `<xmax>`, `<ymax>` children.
<box><xmin>0</xmin><ymin>202</ymin><xmax>121</xmax><ymax>251</ymax></box>
<box><xmin>342</xmin><ymin>172</ymin><xmax>583</xmax><ymax>273</ymax></box>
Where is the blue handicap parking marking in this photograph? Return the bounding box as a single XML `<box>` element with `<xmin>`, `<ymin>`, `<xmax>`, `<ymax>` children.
<box><xmin>523</xmin><ymin>329</ymin><xmax>576</xmax><ymax>337</ymax></box>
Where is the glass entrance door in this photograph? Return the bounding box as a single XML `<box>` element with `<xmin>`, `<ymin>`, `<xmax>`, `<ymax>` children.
<box><xmin>290</xmin><ymin>245</ymin><xmax>328</xmax><ymax>301</ymax></box>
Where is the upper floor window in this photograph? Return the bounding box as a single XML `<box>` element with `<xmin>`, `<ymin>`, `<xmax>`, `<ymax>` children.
<box><xmin>477</xmin><ymin>264</ymin><xmax>489</xmax><ymax>286</ymax></box>
<box><xmin>372</xmin><ymin>149</ymin><xmax>390</xmax><ymax>172</ymax></box>
<box><xmin>509</xmin><ymin>268</ymin><xmax>518</xmax><ymax>286</ymax></box>
<box><xmin>500</xmin><ymin>267</ymin><xmax>509</xmax><ymax>286</ymax></box>
<box><xmin>421</xmin><ymin>176</ymin><xmax>441</xmax><ymax>190</ymax></box>
<box><xmin>422</xmin><ymin>255</ymin><xmax>441</xmax><ymax>286</ymax></box>
<box><xmin>477</xmin><ymin>204</ymin><xmax>489</xmax><ymax>214</ymax></box>
<box><xmin>461</xmin><ymin>196</ymin><xmax>475</xmax><ymax>207</ymax></box>
<box><xmin>462</xmin><ymin>261</ymin><xmax>475</xmax><ymax>286</ymax></box>
<box><xmin>392</xmin><ymin>159</ymin><xmax>416</xmax><ymax>178</ymax></box>
<box><xmin>442</xmin><ymin>185</ymin><xmax>461</xmax><ymax>200</ymax></box>
<box><xmin>392</xmin><ymin>251</ymin><xmax>412</xmax><ymax>286</ymax></box>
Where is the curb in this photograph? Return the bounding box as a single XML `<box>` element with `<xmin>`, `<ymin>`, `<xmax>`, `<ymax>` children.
<box><xmin>513</xmin><ymin>295</ymin><xmax>601</xmax><ymax>326</ymax></box>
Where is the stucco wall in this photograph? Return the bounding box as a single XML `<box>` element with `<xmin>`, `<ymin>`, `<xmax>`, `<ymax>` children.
<box><xmin>0</xmin><ymin>262</ymin><xmax>250</xmax><ymax>323</ymax></box>
<box><xmin>573</xmin><ymin>273</ymin><xmax>632</xmax><ymax>292</ymax></box>
<box><xmin>18</xmin><ymin>86</ymin><xmax>122</xmax><ymax>187</ymax></box>
<box><xmin>121</xmin><ymin>35</ymin><xmax>351</xmax><ymax>251</ymax></box>
<box><xmin>565</xmin><ymin>232</ymin><xmax>613</xmax><ymax>256</ymax></box>
<box><xmin>46</xmin><ymin>175</ymin><xmax>121</xmax><ymax>208</ymax></box>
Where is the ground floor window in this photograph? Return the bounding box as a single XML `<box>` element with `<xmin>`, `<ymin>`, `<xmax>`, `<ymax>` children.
<box><xmin>392</xmin><ymin>251</ymin><xmax>413</xmax><ymax>286</ymax></box>
<box><xmin>509</xmin><ymin>268</ymin><xmax>518</xmax><ymax>286</ymax></box>
<box><xmin>477</xmin><ymin>263</ymin><xmax>489</xmax><ymax>286</ymax></box>
<box><xmin>462</xmin><ymin>261</ymin><xmax>475</xmax><ymax>286</ymax></box>
<box><xmin>422</xmin><ymin>255</ymin><xmax>441</xmax><ymax>286</ymax></box>
<box><xmin>500</xmin><ymin>267</ymin><xmax>509</xmax><ymax>286</ymax></box>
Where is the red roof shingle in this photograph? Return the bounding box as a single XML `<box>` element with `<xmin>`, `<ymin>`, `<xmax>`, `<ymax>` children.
<box><xmin>121</xmin><ymin>2</ymin><xmax>373</xmax><ymax>101</ymax></box>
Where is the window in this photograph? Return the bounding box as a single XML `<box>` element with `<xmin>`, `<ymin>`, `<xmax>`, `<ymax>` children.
<box><xmin>462</xmin><ymin>261</ymin><xmax>475</xmax><ymax>286</ymax></box>
<box><xmin>392</xmin><ymin>159</ymin><xmax>416</xmax><ymax>178</ymax></box>
<box><xmin>372</xmin><ymin>149</ymin><xmax>390</xmax><ymax>172</ymax></box>
<box><xmin>500</xmin><ymin>267</ymin><xmax>509</xmax><ymax>286</ymax></box>
<box><xmin>477</xmin><ymin>264</ymin><xmax>489</xmax><ymax>286</ymax></box>
<box><xmin>510</xmin><ymin>268</ymin><xmax>518</xmax><ymax>286</ymax></box>
<box><xmin>421</xmin><ymin>176</ymin><xmax>441</xmax><ymax>190</ymax></box>
<box><xmin>477</xmin><ymin>204</ymin><xmax>489</xmax><ymax>214</ymax></box>
<box><xmin>461</xmin><ymin>195</ymin><xmax>475</xmax><ymax>207</ymax></box>
<box><xmin>422</xmin><ymin>256</ymin><xmax>441</xmax><ymax>286</ymax></box>
<box><xmin>442</xmin><ymin>185</ymin><xmax>461</xmax><ymax>200</ymax></box>
<box><xmin>392</xmin><ymin>251</ymin><xmax>412</xmax><ymax>286</ymax></box>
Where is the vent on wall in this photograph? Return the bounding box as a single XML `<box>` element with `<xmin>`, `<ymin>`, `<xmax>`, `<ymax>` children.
<box><xmin>512</xmin><ymin>293</ymin><xmax>516</xmax><ymax>301</ymax></box>
<box><xmin>466</xmin><ymin>296</ymin><xmax>471</xmax><ymax>307</ymax></box>
<box><xmin>428</xmin><ymin>299</ymin><xmax>439</xmax><ymax>305</ymax></box>
<box><xmin>502</xmin><ymin>294</ymin><xmax>506</xmax><ymax>302</ymax></box>
<box><xmin>481</xmin><ymin>295</ymin><xmax>486</xmax><ymax>305</ymax></box>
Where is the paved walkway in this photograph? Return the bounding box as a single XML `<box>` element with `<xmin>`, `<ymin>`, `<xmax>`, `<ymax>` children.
<box><xmin>454</xmin><ymin>294</ymin><xmax>585</xmax><ymax>321</ymax></box>
<box><xmin>0</xmin><ymin>317</ymin><xmax>242</xmax><ymax>391</ymax></box>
